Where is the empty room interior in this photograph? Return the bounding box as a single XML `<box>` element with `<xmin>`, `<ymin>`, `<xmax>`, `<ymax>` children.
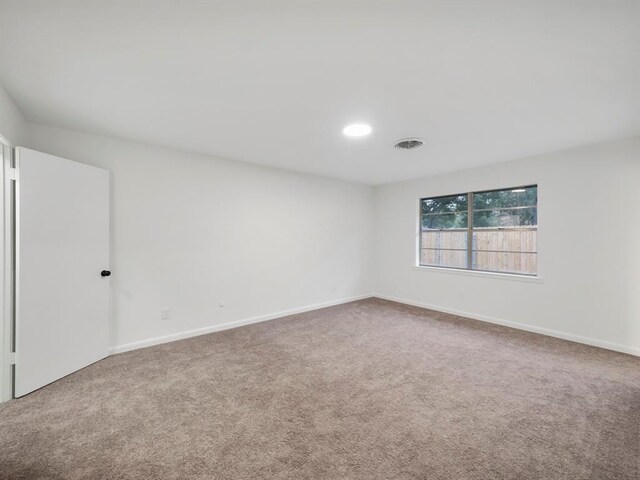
<box><xmin>0</xmin><ymin>1</ymin><xmax>639</xmax><ymax>479</ymax></box>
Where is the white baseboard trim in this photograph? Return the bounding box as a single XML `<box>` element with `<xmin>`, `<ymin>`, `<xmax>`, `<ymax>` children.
<box><xmin>109</xmin><ymin>293</ymin><xmax>374</xmax><ymax>355</ymax></box>
<box><xmin>373</xmin><ymin>294</ymin><xmax>640</xmax><ymax>357</ymax></box>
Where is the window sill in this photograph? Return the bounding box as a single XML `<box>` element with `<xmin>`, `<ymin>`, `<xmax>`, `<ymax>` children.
<box><xmin>412</xmin><ymin>265</ymin><xmax>544</xmax><ymax>283</ymax></box>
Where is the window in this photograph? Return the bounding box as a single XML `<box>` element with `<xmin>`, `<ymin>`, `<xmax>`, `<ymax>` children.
<box><xmin>419</xmin><ymin>185</ymin><xmax>537</xmax><ymax>276</ymax></box>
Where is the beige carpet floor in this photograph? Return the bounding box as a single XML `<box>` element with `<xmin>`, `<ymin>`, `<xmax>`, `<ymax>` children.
<box><xmin>0</xmin><ymin>298</ymin><xmax>638</xmax><ymax>480</ymax></box>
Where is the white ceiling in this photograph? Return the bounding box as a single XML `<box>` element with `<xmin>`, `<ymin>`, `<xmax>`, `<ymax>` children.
<box><xmin>1</xmin><ymin>1</ymin><xmax>639</xmax><ymax>185</ymax></box>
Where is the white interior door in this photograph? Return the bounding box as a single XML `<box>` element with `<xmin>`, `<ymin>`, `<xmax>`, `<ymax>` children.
<box><xmin>15</xmin><ymin>147</ymin><xmax>110</xmax><ymax>397</ymax></box>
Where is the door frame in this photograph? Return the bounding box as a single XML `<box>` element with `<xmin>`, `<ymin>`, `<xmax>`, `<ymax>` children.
<box><xmin>0</xmin><ymin>135</ymin><xmax>15</xmax><ymax>402</ymax></box>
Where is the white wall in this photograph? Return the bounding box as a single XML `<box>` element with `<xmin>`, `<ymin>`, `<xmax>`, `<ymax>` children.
<box><xmin>374</xmin><ymin>138</ymin><xmax>640</xmax><ymax>355</ymax></box>
<box><xmin>26</xmin><ymin>123</ymin><xmax>374</xmax><ymax>352</ymax></box>
<box><xmin>13</xmin><ymin>119</ymin><xmax>640</xmax><ymax>358</ymax></box>
<box><xmin>0</xmin><ymin>85</ymin><xmax>27</xmax><ymax>146</ymax></box>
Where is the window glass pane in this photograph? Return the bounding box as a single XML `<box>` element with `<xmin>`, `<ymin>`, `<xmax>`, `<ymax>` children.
<box><xmin>421</xmin><ymin>194</ymin><xmax>468</xmax><ymax>215</ymax></box>
<box><xmin>421</xmin><ymin>212</ymin><xmax>468</xmax><ymax>230</ymax></box>
<box><xmin>472</xmin><ymin>230</ymin><xmax>537</xmax><ymax>253</ymax></box>
<box><xmin>472</xmin><ymin>251</ymin><xmax>537</xmax><ymax>275</ymax></box>
<box><xmin>421</xmin><ymin>231</ymin><xmax>467</xmax><ymax>250</ymax></box>
<box><xmin>473</xmin><ymin>186</ymin><xmax>537</xmax><ymax>210</ymax></box>
<box><xmin>473</xmin><ymin>207</ymin><xmax>536</xmax><ymax>228</ymax></box>
<box><xmin>420</xmin><ymin>249</ymin><xmax>467</xmax><ymax>269</ymax></box>
<box><xmin>418</xmin><ymin>185</ymin><xmax>537</xmax><ymax>276</ymax></box>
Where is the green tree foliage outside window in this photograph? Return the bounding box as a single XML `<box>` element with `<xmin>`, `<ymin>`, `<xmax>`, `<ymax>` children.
<box><xmin>421</xmin><ymin>194</ymin><xmax>468</xmax><ymax>229</ymax></box>
<box><xmin>421</xmin><ymin>187</ymin><xmax>537</xmax><ymax>230</ymax></box>
<box><xmin>473</xmin><ymin>187</ymin><xmax>537</xmax><ymax>228</ymax></box>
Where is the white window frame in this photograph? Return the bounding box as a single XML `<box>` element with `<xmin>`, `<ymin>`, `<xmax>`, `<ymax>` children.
<box><xmin>416</xmin><ymin>185</ymin><xmax>539</xmax><ymax>280</ymax></box>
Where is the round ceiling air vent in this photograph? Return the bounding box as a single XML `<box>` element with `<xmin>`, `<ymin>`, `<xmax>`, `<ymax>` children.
<box><xmin>394</xmin><ymin>138</ymin><xmax>424</xmax><ymax>150</ymax></box>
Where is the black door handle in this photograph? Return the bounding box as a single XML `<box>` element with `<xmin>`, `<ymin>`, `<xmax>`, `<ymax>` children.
<box><xmin>101</xmin><ymin>270</ymin><xmax>111</xmax><ymax>277</ymax></box>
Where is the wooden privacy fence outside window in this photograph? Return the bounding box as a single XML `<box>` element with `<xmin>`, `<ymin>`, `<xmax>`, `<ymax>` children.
<box><xmin>420</xmin><ymin>228</ymin><xmax>537</xmax><ymax>274</ymax></box>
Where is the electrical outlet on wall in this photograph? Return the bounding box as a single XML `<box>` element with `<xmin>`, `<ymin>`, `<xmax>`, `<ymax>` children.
<box><xmin>458</xmin><ymin>290</ymin><xmax>465</xmax><ymax>299</ymax></box>
<box><xmin>160</xmin><ymin>308</ymin><xmax>171</xmax><ymax>319</ymax></box>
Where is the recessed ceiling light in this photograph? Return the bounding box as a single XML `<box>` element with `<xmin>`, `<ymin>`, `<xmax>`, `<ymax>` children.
<box><xmin>511</xmin><ymin>188</ymin><xmax>526</xmax><ymax>193</ymax></box>
<box><xmin>343</xmin><ymin>123</ymin><xmax>372</xmax><ymax>137</ymax></box>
